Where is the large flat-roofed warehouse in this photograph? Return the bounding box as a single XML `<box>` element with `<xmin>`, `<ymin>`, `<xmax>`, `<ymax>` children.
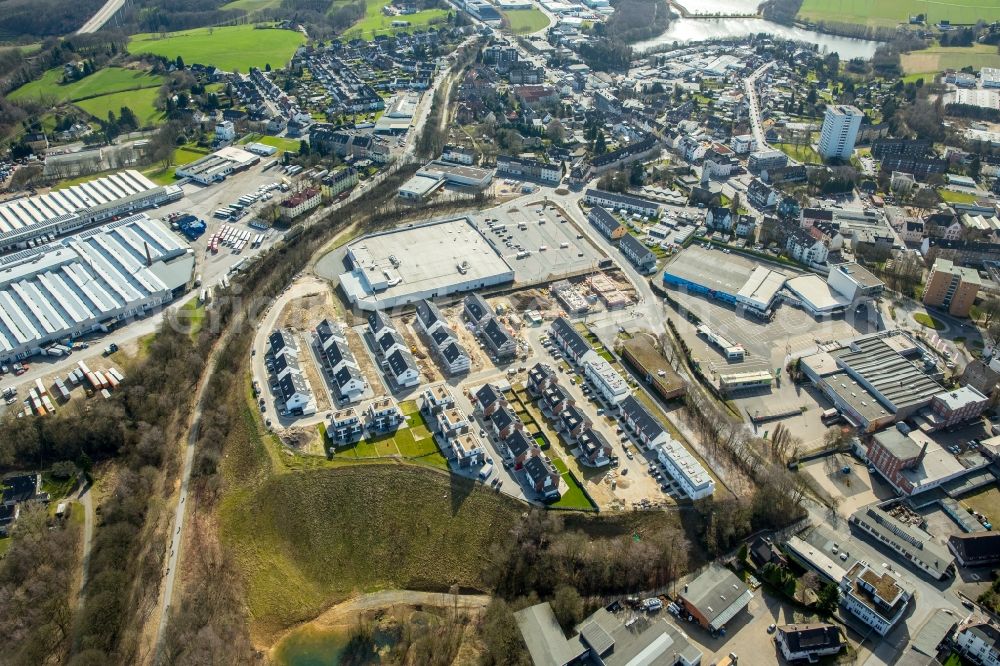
<box><xmin>0</xmin><ymin>213</ymin><xmax>193</xmax><ymax>363</ymax></box>
<box><xmin>786</xmin><ymin>274</ymin><xmax>852</xmax><ymax>316</ymax></box>
<box><xmin>662</xmin><ymin>246</ymin><xmax>788</xmax><ymax>316</ymax></box>
<box><xmin>340</xmin><ymin>217</ymin><xmax>515</xmax><ymax>310</ymax></box>
<box><xmin>0</xmin><ymin>170</ymin><xmax>182</xmax><ymax>253</ymax></box>
<box><xmin>174</xmin><ymin>146</ymin><xmax>260</xmax><ymax>185</ymax></box>
<box><xmin>417</xmin><ymin>160</ymin><xmax>494</xmax><ymax>188</ymax></box>
<box><xmin>801</xmin><ymin>332</ymin><xmax>943</xmax><ymax>431</ymax></box>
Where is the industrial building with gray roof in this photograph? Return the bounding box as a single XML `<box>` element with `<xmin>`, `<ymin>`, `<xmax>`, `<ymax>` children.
<box><xmin>0</xmin><ymin>170</ymin><xmax>182</xmax><ymax>253</ymax></box>
<box><xmin>339</xmin><ymin>217</ymin><xmax>515</xmax><ymax>310</ymax></box>
<box><xmin>0</xmin><ymin>213</ymin><xmax>193</xmax><ymax>363</ymax></box>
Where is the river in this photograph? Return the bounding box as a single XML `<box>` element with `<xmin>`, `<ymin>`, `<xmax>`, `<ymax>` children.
<box><xmin>634</xmin><ymin>0</ymin><xmax>882</xmax><ymax>60</ymax></box>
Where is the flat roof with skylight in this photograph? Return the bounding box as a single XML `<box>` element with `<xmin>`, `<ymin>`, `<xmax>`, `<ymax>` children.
<box><xmin>339</xmin><ymin>217</ymin><xmax>515</xmax><ymax>310</ymax></box>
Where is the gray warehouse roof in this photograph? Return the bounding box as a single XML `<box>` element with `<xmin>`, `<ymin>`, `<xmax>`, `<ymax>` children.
<box><xmin>0</xmin><ymin>213</ymin><xmax>190</xmax><ymax>362</ymax></box>
<box><xmin>680</xmin><ymin>563</ymin><xmax>753</xmax><ymax>630</ymax></box>
<box><xmin>834</xmin><ymin>335</ymin><xmax>943</xmax><ymax>412</ymax></box>
<box><xmin>340</xmin><ymin>217</ymin><xmax>514</xmax><ymax>310</ymax></box>
<box><xmin>0</xmin><ymin>170</ymin><xmax>157</xmax><ymax>236</ymax></box>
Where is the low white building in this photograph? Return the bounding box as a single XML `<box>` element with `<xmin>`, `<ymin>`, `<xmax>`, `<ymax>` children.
<box><xmin>581</xmin><ymin>351</ymin><xmax>630</xmax><ymax>404</ymax></box>
<box><xmin>655</xmin><ymin>436</ymin><xmax>714</xmax><ymax>499</ymax></box>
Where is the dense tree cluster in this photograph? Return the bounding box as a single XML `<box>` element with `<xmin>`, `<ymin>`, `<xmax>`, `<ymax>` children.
<box><xmin>0</xmin><ymin>506</ymin><xmax>81</xmax><ymax>666</ymax></box>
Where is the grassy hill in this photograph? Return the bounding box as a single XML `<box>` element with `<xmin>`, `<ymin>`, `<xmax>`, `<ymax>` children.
<box><xmin>221</xmin><ymin>464</ymin><xmax>523</xmax><ymax>642</ymax></box>
<box><xmin>129</xmin><ymin>24</ymin><xmax>306</xmax><ymax>72</ymax></box>
<box><xmin>8</xmin><ymin>66</ymin><xmax>164</xmax><ymax>103</ymax></box>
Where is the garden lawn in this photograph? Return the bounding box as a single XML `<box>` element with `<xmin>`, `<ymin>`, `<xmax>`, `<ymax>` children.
<box><xmin>128</xmin><ymin>24</ymin><xmax>305</xmax><ymax>72</ymax></box>
<box><xmin>798</xmin><ymin>0</ymin><xmax>1000</xmax><ymax>28</ymax></box>
<box><xmin>552</xmin><ymin>470</ymin><xmax>596</xmax><ymax>510</ymax></box>
<box><xmin>774</xmin><ymin>142</ymin><xmax>822</xmax><ymax>164</ymax></box>
<box><xmin>8</xmin><ymin>66</ymin><xmax>164</xmax><ymax>103</ymax></box>
<box><xmin>503</xmin><ymin>8</ymin><xmax>550</xmax><ymax>34</ymax></box>
<box><xmin>340</xmin><ymin>0</ymin><xmax>449</xmax><ymax>40</ymax></box>
<box><xmin>914</xmin><ymin>312</ymin><xmax>946</xmax><ymax>330</ymax></box>
<box><xmin>74</xmin><ymin>88</ymin><xmax>163</xmax><ymax>126</ymax></box>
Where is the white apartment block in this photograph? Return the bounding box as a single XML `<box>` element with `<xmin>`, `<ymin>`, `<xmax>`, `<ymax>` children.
<box><xmin>655</xmin><ymin>437</ymin><xmax>714</xmax><ymax>499</ymax></box>
<box><xmin>839</xmin><ymin>562</ymin><xmax>912</xmax><ymax>636</ymax></box>
<box><xmin>954</xmin><ymin>621</ymin><xmax>1000</xmax><ymax>666</ymax></box>
<box><xmin>818</xmin><ymin>105</ymin><xmax>863</xmax><ymax>161</ymax></box>
<box><xmin>581</xmin><ymin>351</ymin><xmax>630</xmax><ymax>404</ymax></box>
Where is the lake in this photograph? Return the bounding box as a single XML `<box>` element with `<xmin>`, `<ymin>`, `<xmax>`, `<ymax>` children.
<box><xmin>634</xmin><ymin>17</ymin><xmax>882</xmax><ymax>60</ymax></box>
<box><xmin>272</xmin><ymin>626</ymin><xmax>350</xmax><ymax>666</ymax></box>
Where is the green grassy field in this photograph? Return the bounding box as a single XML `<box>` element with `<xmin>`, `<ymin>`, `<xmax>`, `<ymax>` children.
<box><xmin>129</xmin><ymin>24</ymin><xmax>306</xmax><ymax>72</ymax></box>
<box><xmin>221</xmin><ymin>464</ymin><xmax>525</xmax><ymax>639</ymax></box>
<box><xmin>902</xmin><ymin>43</ymin><xmax>1000</xmax><ymax>75</ymax></box>
<box><xmin>962</xmin><ymin>486</ymin><xmax>1000</xmax><ymax>521</ymax></box>
<box><xmin>178</xmin><ymin>297</ymin><xmax>208</xmax><ymax>338</ymax></box>
<box><xmin>239</xmin><ymin>133</ymin><xmax>302</xmax><ymax>154</ymax></box>
<box><xmin>341</xmin><ymin>0</ymin><xmax>449</xmax><ymax>40</ymax></box>
<box><xmin>74</xmin><ymin>87</ymin><xmax>163</xmax><ymax>126</ymax></box>
<box><xmin>141</xmin><ymin>146</ymin><xmax>211</xmax><ymax>184</ymax></box>
<box><xmin>503</xmin><ymin>8</ymin><xmax>550</xmax><ymax>34</ymax></box>
<box><xmin>220</xmin><ymin>0</ymin><xmax>282</xmax><ymax>10</ymax></box>
<box><xmin>9</xmin><ymin>66</ymin><xmax>164</xmax><ymax>103</ymax></box>
<box><xmin>798</xmin><ymin>0</ymin><xmax>1000</xmax><ymax>28</ymax></box>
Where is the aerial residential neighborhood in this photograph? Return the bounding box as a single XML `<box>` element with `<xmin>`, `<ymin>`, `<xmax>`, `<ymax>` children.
<box><xmin>5</xmin><ymin>0</ymin><xmax>1000</xmax><ymax>663</ymax></box>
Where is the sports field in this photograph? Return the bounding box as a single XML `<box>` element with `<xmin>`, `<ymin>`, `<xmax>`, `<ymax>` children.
<box><xmin>8</xmin><ymin>66</ymin><xmax>164</xmax><ymax>103</ymax></box>
<box><xmin>239</xmin><ymin>133</ymin><xmax>302</xmax><ymax>153</ymax></box>
<box><xmin>798</xmin><ymin>0</ymin><xmax>1000</xmax><ymax>28</ymax></box>
<box><xmin>340</xmin><ymin>0</ymin><xmax>449</xmax><ymax>39</ymax></box>
<box><xmin>503</xmin><ymin>8</ymin><xmax>550</xmax><ymax>33</ymax></box>
<box><xmin>901</xmin><ymin>43</ymin><xmax>1000</xmax><ymax>74</ymax></box>
<box><xmin>128</xmin><ymin>24</ymin><xmax>306</xmax><ymax>72</ymax></box>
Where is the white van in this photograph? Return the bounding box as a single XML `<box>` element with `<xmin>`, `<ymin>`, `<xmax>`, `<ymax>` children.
<box><xmin>479</xmin><ymin>464</ymin><xmax>494</xmax><ymax>480</ymax></box>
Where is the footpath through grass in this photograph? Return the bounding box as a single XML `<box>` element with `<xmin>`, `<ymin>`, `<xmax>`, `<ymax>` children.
<box><xmin>129</xmin><ymin>24</ymin><xmax>306</xmax><ymax>72</ymax></box>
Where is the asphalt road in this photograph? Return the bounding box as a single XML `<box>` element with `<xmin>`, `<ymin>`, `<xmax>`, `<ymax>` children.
<box><xmin>77</xmin><ymin>0</ymin><xmax>126</xmax><ymax>34</ymax></box>
<box><xmin>744</xmin><ymin>61</ymin><xmax>777</xmax><ymax>158</ymax></box>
